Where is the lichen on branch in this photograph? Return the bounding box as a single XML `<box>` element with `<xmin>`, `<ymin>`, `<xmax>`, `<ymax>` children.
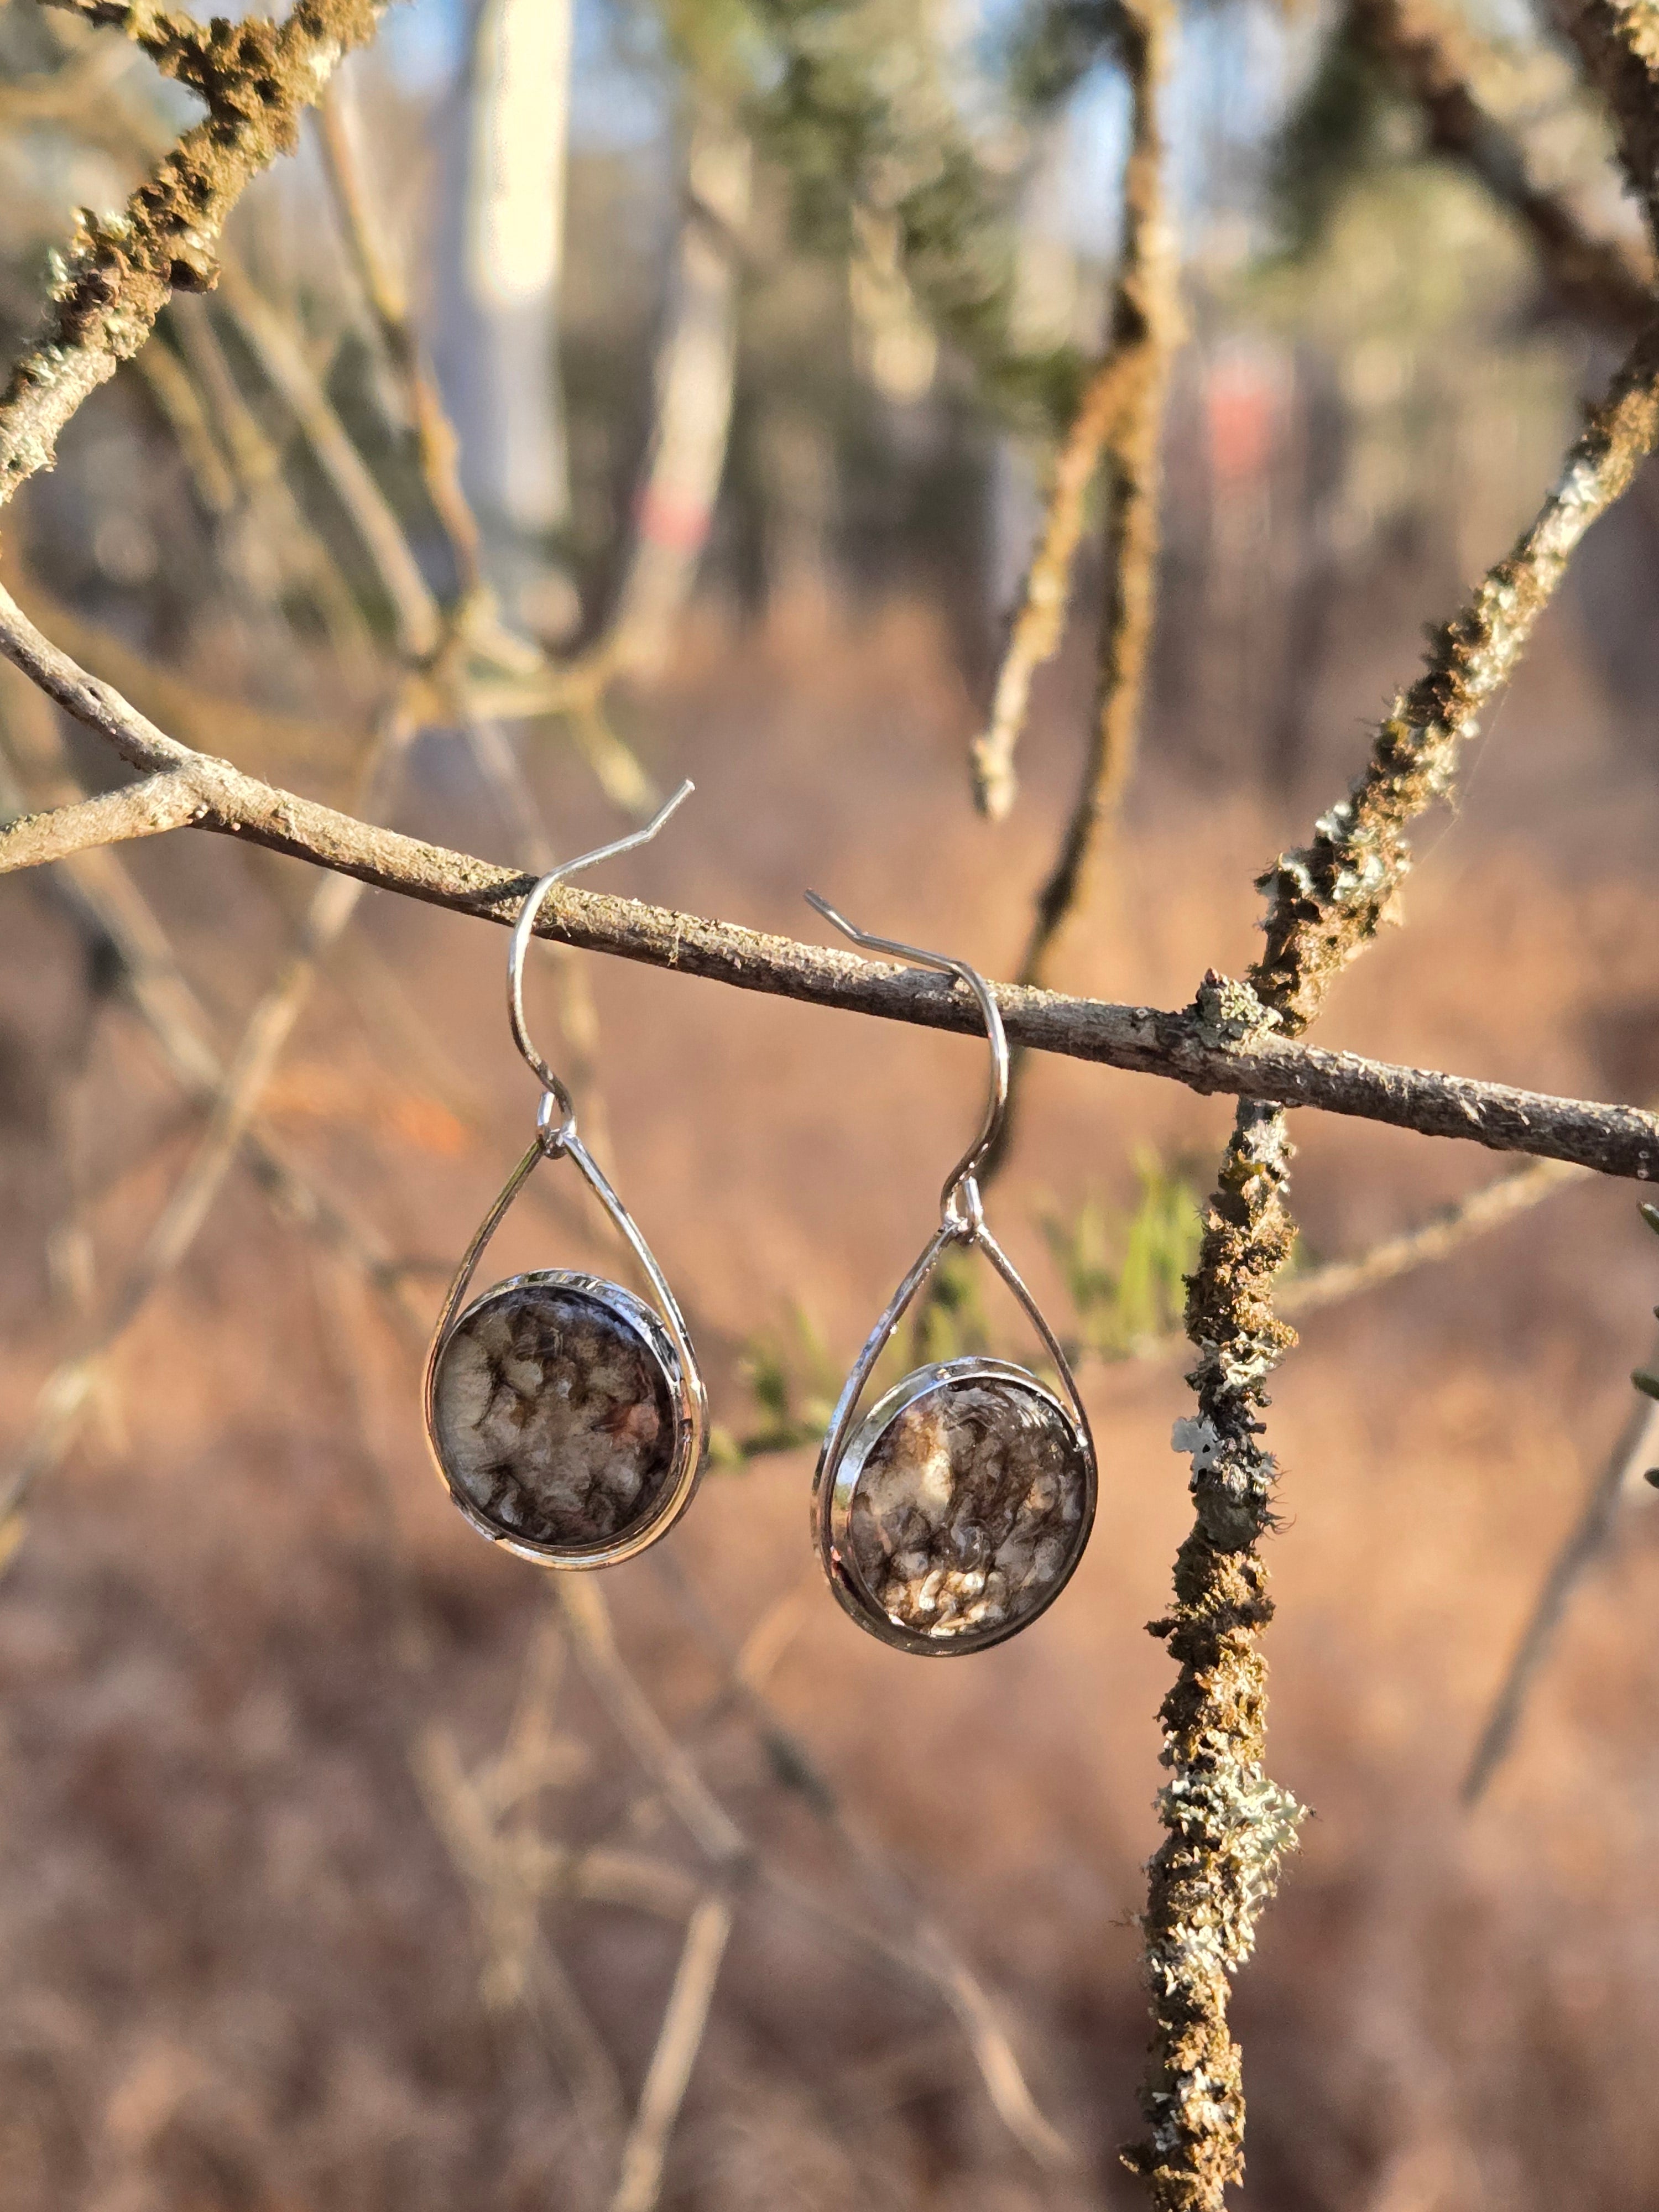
<box><xmin>0</xmin><ymin>0</ymin><xmax>387</xmax><ymax>508</ymax></box>
<box><xmin>1126</xmin><ymin>246</ymin><xmax>1659</xmax><ymax>2212</ymax></box>
<box><xmin>1125</xmin><ymin>1101</ymin><xmax>1305</xmax><ymax>2207</ymax></box>
<box><xmin>1254</xmin><ymin>316</ymin><xmax>1659</xmax><ymax>1037</ymax></box>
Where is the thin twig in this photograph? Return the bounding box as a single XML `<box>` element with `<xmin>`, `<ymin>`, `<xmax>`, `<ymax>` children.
<box><xmin>0</xmin><ymin>0</ymin><xmax>641</xmax><ymax>1562</ymax></box>
<box><xmin>313</xmin><ymin>80</ymin><xmax>625</xmax><ymax>1170</ymax></box>
<box><xmin>985</xmin><ymin>0</ymin><xmax>1178</xmax><ymax>922</ymax></box>
<box><xmin>1279</xmin><ymin>1155</ymin><xmax>1585</xmax><ymax>1317</ymax></box>
<box><xmin>165</xmin><ymin>294</ymin><xmax>380</xmax><ymax>669</ymax></box>
<box><xmin>648</xmin><ymin>1551</ymin><xmax>1075</xmax><ymax>2172</ymax></box>
<box><xmin>413</xmin><ymin>1724</ymin><xmax>629</xmax><ymax>2144</ymax></box>
<box><xmin>1121</xmin><ymin>1154</ymin><xmax>1588</xmax><ymax>1363</ymax></box>
<box><xmin>212</xmin><ymin>260</ymin><xmax>442</xmax><ymax>662</ymax></box>
<box><xmin>972</xmin><ymin>0</ymin><xmax>1176</xmax><ymax>838</ymax></box>
<box><xmin>567</xmin><ymin>1554</ymin><xmax>1072</xmax><ymax>2172</ymax></box>
<box><xmin>608</xmin><ymin>1892</ymin><xmax>734</xmax><ymax>2212</ymax></box>
<box><xmin>130</xmin><ymin>340</ymin><xmax>237</xmax><ymax>516</ymax></box>
<box><xmin>314</xmin><ymin>85</ymin><xmax>485</xmax><ymax>601</ymax></box>
<box><xmin>1461</xmin><ymin>1360</ymin><xmax>1659</xmax><ymax>1804</ymax></box>
<box><xmin>0</xmin><ymin>694</ymin><xmax>432</xmax><ymax>1338</ymax></box>
<box><xmin>4</xmin><ymin>571</ymin><xmax>345</xmax><ymax>779</ymax></box>
<box><xmin>0</xmin><ymin>697</ymin><xmax>419</xmax><ymax>1527</ymax></box>
<box><xmin>970</xmin><ymin>348</ymin><xmax>1140</xmax><ymax>823</ymax></box>
<box><xmin>556</xmin><ymin>1579</ymin><xmax>749</xmax><ymax>1870</ymax></box>
<box><xmin>980</xmin><ymin>0</ymin><xmax>1177</xmax><ymax>1182</ymax></box>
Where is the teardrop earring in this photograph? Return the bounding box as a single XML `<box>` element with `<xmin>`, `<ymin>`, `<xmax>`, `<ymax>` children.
<box><xmin>804</xmin><ymin>895</ymin><xmax>1097</xmax><ymax>1654</ymax></box>
<box><xmin>423</xmin><ymin>784</ymin><xmax>706</xmax><ymax>1568</ymax></box>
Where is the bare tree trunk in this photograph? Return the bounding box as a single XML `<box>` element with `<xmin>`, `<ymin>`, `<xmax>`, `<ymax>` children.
<box><xmin>607</xmin><ymin>114</ymin><xmax>752</xmax><ymax>676</ymax></box>
<box><xmin>434</xmin><ymin>0</ymin><xmax>577</xmax><ymax>636</ymax></box>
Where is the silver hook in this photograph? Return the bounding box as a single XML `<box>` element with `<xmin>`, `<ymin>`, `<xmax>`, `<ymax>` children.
<box><xmin>804</xmin><ymin>891</ymin><xmax>1008</xmax><ymax>1229</ymax></box>
<box><xmin>510</xmin><ymin>779</ymin><xmax>695</xmax><ymax>1146</ymax></box>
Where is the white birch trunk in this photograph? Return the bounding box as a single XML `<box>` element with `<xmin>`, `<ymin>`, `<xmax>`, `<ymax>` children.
<box><xmin>607</xmin><ymin>115</ymin><xmax>751</xmax><ymax>675</ymax></box>
<box><xmin>435</xmin><ymin>0</ymin><xmax>576</xmax><ymax>622</ymax></box>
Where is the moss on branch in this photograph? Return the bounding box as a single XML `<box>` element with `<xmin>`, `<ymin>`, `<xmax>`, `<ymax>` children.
<box><xmin>0</xmin><ymin>0</ymin><xmax>387</xmax><ymax>507</ymax></box>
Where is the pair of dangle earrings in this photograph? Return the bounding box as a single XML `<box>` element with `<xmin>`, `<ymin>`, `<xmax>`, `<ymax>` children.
<box><xmin>423</xmin><ymin>787</ymin><xmax>1097</xmax><ymax>1653</ymax></box>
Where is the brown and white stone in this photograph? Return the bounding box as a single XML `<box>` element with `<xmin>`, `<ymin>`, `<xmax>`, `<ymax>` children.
<box><xmin>847</xmin><ymin>1375</ymin><xmax>1087</xmax><ymax>1638</ymax></box>
<box><xmin>431</xmin><ymin>1280</ymin><xmax>678</xmax><ymax>1551</ymax></box>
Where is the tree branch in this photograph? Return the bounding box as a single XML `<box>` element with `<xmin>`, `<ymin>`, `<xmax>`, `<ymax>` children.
<box><xmin>608</xmin><ymin>1892</ymin><xmax>734</xmax><ymax>2212</ymax></box>
<box><xmin>0</xmin><ymin>0</ymin><xmax>389</xmax><ymax>506</ymax></box>
<box><xmin>1127</xmin><ymin>202</ymin><xmax>1659</xmax><ymax>2212</ymax></box>
<box><xmin>1462</xmin><ymin>1361</ymin><xmax>1659</xmax><ymax>1803</ymax></box>
<box><xmin>1548</xmin><ymin>0</ymin><xmax>1659</xmax><ymax>255</ymax></box>
<box><xmin>4</xmin><ymin>579</ymin><xmax>1659</xmax><ymax>1181</ymax></box>
<box><xmin>1351</xmin><ymin>0</ymin><xmax>1655</xmax><ymax>333</ymax></box>
<box><xmin>314</xmin><ymin>86</ymin><xmax>486</xmax><ymax>604</ymax></box>
<box><xmin>1</xmin><ymin>770</ymin><xmax>202</xmax><ymax>863</ymax></box>
<box><xmin>1255</xmin><ymin>316</ymin><xmax>1659</xmax><ymax>1035</ymax></box>
<box><xmin>978</xmin><ymin>0</ymin><xmax>1178</xmax><ymax>1185</ymax></box>
<box><xmin>1281</xmin><ymin>1153</ymin><xmax>1584</xmax><ymax>1317</ymax></box>
<box><xmin>972</xmin><ymin>0</ymin><xmax>1178</xmax><ymax>827</ymax></box>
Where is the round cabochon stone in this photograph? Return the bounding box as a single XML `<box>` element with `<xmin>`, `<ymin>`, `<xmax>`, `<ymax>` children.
<box><xmin>847</xmin><ymin>1371</ymin><xmax>1088</xmax><ymax>1639</ymax></box>
<box><xmin>432</xmin><ymin>1278</ymin><xmax>678</xmax><ymax>1551</ymax></box>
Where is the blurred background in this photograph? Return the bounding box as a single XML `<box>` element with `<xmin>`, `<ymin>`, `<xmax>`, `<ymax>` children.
<box><xmin>2</xmin><ymin>0</ymin><xmax>1659</xmax><ymax>2203</ymax></box>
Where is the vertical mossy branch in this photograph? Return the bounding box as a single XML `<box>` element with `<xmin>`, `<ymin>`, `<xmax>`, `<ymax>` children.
<box><xmin>1124</xmin><ymin>1085</ymin><xmax>1304</xmax><ymax>2209</ymax></box>
<box><xmin>0</xmin><ymin>0</ymin><xmax>388</xmax><ymax>508</ymax></box>
<box><xmin>1128</xmin><ymin>168</ymin><xmax>1659</xmax><ymax>2212</ymax></box>
<box><xmin>973</xmin><ymin>0</ymin><xmax>1178</xmax><ymax>836</ymax></box>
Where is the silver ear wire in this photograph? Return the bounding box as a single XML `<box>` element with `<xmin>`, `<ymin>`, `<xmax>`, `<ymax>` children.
<box><xmin>802</xmin><ymin>891</ymin><xmax>1008</xmax><ymax>1225</ymax></box>
<box><xmin>510</xmin><ymin>779</ymin><xmax>694</xmax><ymax>1146</ymax></box>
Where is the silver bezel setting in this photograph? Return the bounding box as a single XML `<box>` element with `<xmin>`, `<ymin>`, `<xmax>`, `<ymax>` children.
<box><xmin>428</xmin><ymin>1267</ymin><xmax>705</xmax><ymax>1568</ymax></box>
<box><xmin>816</xmin><ymin>1353</ymin><xmax>1097</xmax><ymax>1657</ymax></box>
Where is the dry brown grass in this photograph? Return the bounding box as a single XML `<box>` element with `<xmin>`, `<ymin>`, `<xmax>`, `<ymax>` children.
<box><xmin>3</xmin><ymin>581</ymin><xmax>1658</xmax><ymax>2209</ymax></box>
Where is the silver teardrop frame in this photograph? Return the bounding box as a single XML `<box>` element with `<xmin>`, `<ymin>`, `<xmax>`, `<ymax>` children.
<box><xmin>813</xmin><ymin>1216</ymin><xmax>1098</xmax><ymax>1656</ymax></box>
<box><xmin>804</xmin><ymin>891</ymin><xmax>1097</xmax><ymax>1657</ymax></box>
<box><xmin>424</xmin><ymin>1119</ymin><xmax>707</xmax><ymax>1568</ymax></box>
<box><xmin>422</xmin><ymin>782</ymin><xmax>706</xmax><ymax>1570</ymax></box>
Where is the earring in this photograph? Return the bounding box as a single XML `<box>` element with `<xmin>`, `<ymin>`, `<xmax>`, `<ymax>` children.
<box><xmin>423</xmin><ymin>784</ymin><xmax>707</xmax><ymax>1568</ymax></box>
<box><xmin>804</xmin><ymin>895</ymin><xmax>1097</xmax><ymax>1655</ymax></box>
